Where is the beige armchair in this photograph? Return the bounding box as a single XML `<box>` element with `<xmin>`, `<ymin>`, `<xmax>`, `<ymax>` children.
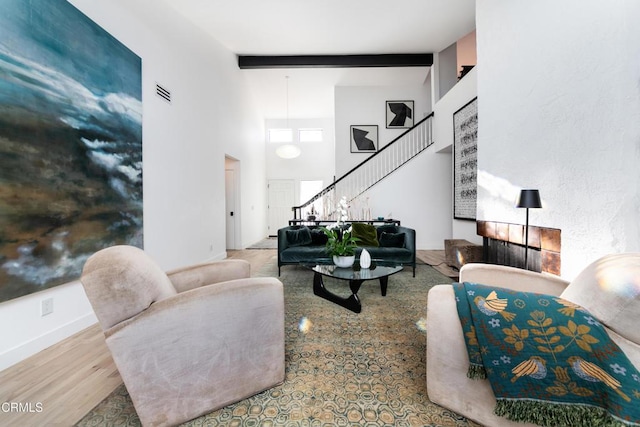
<box><xmin>426</xmin><ymin>254</ymin><xmax>640</xmax><ymax>426</ymax></box>
<box><xmin>81</xmin><ymin>245</ymin><xmax>285</xmax><ymax>427</ymax></box>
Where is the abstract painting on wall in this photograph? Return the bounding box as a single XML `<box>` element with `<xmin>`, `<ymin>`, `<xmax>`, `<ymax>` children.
<box><xmin>386</xmin><ymin>100</ymin><xmax>414</xmax><ymax>129</ymax></box>
<box><xmin>350</xmin><ymin>125</ymin><xmax>378</xmax><ymax>153</ymax></box>
<box><xmin>0</xmin><ymin>0</ymin><xmax>143</xmax><ymax>303</ymax></box>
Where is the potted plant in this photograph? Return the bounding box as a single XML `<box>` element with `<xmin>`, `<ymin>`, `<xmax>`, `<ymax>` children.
<box><xmin>321</xmin><ymin>196</ymin><xmax>359</xmax><ymax>268</ymax></box>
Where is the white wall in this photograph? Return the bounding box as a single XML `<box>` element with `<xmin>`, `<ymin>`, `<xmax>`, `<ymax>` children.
<box><xmin>438</xmin><ymin>43</ymin><xmax>459</xmax><ymax>100</ymax></box>
<box><xmin>334</xmin><ymin>84</ymin><xmax>431</xmax><ymax>177</ymax></box>
<box><xmin>265</xmin><ymin>117</ymin><xmax>336</xmax><ymax>200</ymax></box>
<box><xmin>431</xmin><ymin>67</ymin><xmax>480</xmax><ymax>245</ymax></box>
<box><xmin>359</xmin><ymin>149</ymin><xmax>452</xmax><ymax>249</ymax></box>
<box><xmin>476</xmin><ymin>0</ymin><xmax>640</xmax><ymax>279</ymax></box>
<box><xmin>0</xmin><ymin>0</ymin><xmax>266</xmax><ymax>371</ymax></box>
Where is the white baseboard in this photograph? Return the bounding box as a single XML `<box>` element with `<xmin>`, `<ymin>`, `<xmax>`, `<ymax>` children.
<box><xmin>0</xmin><ymin>312</ymin><xmax>97</xmax><ymax>373</ymax></box>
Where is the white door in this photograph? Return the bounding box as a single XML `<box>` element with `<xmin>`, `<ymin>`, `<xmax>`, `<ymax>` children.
<box><xmin>225</xmin><ymin>168</ymin><xmax>236</xmax><ymax>250</ymax></box>
<box><xmin>268</xmin><ymin>180</ymin><xmax>295</xmax><ymax>236</ymax></box>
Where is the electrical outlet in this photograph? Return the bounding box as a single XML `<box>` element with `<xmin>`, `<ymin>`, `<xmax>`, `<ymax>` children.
<box><xmin>41</xmin><ymin>298</ymin><xmax>53</xmax><ymax>317</ymax></box>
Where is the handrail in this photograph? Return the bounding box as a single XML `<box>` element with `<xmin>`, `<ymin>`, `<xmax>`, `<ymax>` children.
<box><xmin>292</xmin><ymin>112</ymin><xmax>435</xmax><ymax>219</ymax></box>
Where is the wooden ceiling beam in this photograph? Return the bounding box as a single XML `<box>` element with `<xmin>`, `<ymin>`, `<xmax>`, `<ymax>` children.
<box><xmin>238</xmin><ymin>53</ymin><xmax>433</xmax><ymax>69</ymax></box>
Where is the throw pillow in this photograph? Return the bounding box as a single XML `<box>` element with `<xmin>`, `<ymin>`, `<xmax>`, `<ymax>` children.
<box><xmin>376</xmin><ymin>224</ymin><xmax>399</xmax><ymax>240</ymax></box>
<box><xmin>351</xmin><ymin>223</ymin><xmax>379</xmax><ymax>247</ymax></box>
<box><xmin>310</xmin><ymin>228</ymin><xmax>328</xmax><ymax>245</ymax></box>
<box><xmin>285</xmin><ymin>227</ymin><xmax>312</xmax><ymax>247</ymax></box>
<box><xmin>379</xmin><ymin>231</ymin><xmax>405</xmax><ymax>248</ymax></box>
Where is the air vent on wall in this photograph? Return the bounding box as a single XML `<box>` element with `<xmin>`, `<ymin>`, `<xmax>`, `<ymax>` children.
<box><xmin>156</xmin><ymin>83</ymin><xmax>171</xmax><ymax>104</ymax></box>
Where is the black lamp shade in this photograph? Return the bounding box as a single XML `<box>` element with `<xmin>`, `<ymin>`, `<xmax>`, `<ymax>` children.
<box><xmin>516</xmin><ymin>189</ymin><xmax>542</xmax><ymax>208</ymax></box>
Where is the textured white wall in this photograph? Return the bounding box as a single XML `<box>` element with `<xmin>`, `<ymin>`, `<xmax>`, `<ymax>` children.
<box><xmin>0</xmin><ymin>0</ymin><xmax>266</xmax><ymax>371</ymax></box>
<box><xmin>476</xmin><ymin>0</ymin><xmax>640</xmax><ymax>278</ymax></box>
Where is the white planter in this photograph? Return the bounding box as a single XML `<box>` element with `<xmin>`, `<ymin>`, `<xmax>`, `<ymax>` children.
<box><xmin>360</xmin><ymin>248</ymin><xmax>372</xmax><ymax>269</ymax></box>
<box><xmin>333</xmin><ymin>255</ymin><xmax>355</xmax><ymax>268</ymax></box>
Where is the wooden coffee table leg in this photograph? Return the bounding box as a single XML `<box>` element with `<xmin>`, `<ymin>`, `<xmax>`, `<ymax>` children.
<box><xmin>313</xmin><ymin>272</ymin><xmax>362</xmax><ymax>313</ymax></box>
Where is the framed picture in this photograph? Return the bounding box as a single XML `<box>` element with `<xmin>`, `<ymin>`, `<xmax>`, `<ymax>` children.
<box><xmin>0</xmin><ymin>0</ymin><xmax>143</xmax><ymax>303</ymax></box>
<box><xmin>453</xmin><ymin>97</ymin><xmax>478</xmax><ymax>220</ymax></box>
<box><xmin>350</xmin><ymin>125</ymin><xmax>378</xmax><ymax>153</ymax></box>
<box><xmin>386</xmin><ymin>100</ymin><xmax>414</xmax><ymax>129</ymax></box>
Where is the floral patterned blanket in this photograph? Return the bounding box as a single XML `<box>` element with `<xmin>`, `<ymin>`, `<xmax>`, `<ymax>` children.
<box><xmin>453</xmin><ymin>282</ymin><xmax>640</xmax><ymax>426</ymax></box>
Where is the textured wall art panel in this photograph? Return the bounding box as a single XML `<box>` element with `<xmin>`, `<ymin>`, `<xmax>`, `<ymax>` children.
<box><xmin>0</xmin><ymin>0</ymin><xmax>143</xmax><ymax>302</ymax></box>
<box><xmin>453</xmin><ymin>97</ymin><xmax>478</xmax><ymax>220</ymax></box>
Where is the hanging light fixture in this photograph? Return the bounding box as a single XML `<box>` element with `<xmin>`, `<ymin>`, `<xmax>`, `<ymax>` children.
<box><xmin>276</xmin><ymin>75</ymin><xmax>301</xmax><ymax>159</ymax></box>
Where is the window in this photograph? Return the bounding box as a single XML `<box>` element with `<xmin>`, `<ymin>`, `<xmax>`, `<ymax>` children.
<box><xmin>299</xmin><ymin>128</ymin><xmax>323</xmax><ymax>143</ymax></box>
<box><xmin>268</xmin><ymin>128</ymin><xmax>293</xmax><ymax>143</ymax></box>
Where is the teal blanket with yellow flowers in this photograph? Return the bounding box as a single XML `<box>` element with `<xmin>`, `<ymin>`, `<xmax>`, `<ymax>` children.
<box><xmin>453</xmin><ymin>282</ymin><xmax>640</xmax><ymax>427</ymax></box>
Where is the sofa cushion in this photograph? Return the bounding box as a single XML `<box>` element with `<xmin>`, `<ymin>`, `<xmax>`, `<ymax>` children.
<box><xmin>285</xmin><ymin>227</ymin><xmax>312</xmax><ymax>247</ymax></box>
<box><xmin>365</xmin><ymin>246</ymin><xmax>413</xmax><ymax>263</ymax></box>
<box><xmin>351</xmin><ymin>223</ymin><xmax>379</xmax><ymax>247</ymax></box>
<box><xmin>280</xmin><ymin>246</ymin><xmax>328</xmax><ymax>263</ymax></box>
<box><xmin>376</xmin><ymin>224</ymin><xmax>398</xmax><ymax>239</ymax></box>
<box><xmin>379</xmin><ymin>231</ymin><xmax>405</xmax><ymax>248</ymax></box>
<box><xmin>560</xmin><ymin>253</ymin><xmax>640</xmax><ymax>345</ymax></box>
<box><xmin>310</xmin><ymin>228</ymin><xmax>328</xmax><ymax>245</ymax></box>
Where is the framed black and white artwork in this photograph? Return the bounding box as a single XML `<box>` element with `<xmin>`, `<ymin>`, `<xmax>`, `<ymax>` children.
<box><xmin>386</xmin><ymin>100</ymin><xmax>414</xmax><ymax>129</ymax></box>
<box><xmin>350</xmin><ymin>125</ymin><xmax>378</xmax><ymax>153</ymax></box>
<box><xmin>453</xmin><ymin>97</ymin><xmax>478</xmax><ymax>220</ymax></box>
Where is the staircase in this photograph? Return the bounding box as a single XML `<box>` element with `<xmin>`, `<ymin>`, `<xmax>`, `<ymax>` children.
<box><xmin>293</xmin><ymin>112</ymin><xmax>435</xmax><ymax>220</ymax></box>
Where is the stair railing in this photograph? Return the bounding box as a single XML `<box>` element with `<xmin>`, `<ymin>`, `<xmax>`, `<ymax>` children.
<box><xmin>293</xmin><ymin>112</ymin><xmax>434</xmax><ymax>221</ymax></box>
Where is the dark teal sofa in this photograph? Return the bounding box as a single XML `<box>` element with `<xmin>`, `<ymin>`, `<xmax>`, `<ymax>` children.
<box><xmin>277</xmin><ymin>224</ymin><xmax>416</xmax><ymax>276</ymax></box>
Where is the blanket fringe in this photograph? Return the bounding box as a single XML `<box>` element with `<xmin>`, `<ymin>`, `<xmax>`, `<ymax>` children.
<box><xmin>495</xmin><ymin>398</ymin><xmax>633</xmax><ymax>427</ymax></box>
<box><xmin>466</xmin><ymin>363</ymin><xmax>486</xmax><ymax>379</ymax></box>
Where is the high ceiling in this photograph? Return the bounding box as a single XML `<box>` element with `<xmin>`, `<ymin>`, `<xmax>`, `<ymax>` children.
<box><xmin>161</xmin><ymin>0</ymin><xmax>476</xmax><ymax>118</ymax></box>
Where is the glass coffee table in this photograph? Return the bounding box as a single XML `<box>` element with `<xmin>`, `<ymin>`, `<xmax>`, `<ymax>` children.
<box><xmin>302</xmin><ymin>260</ymin><xmax>403</xmax><ymax>313</ymax></box>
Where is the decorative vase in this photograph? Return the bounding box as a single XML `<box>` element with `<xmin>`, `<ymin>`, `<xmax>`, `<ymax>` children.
<box><xmin>360</xmin><ymin>248</ymin><xmax>371</xmax><ymax>269</ymax></box>
<box><xmin>333</xmin><ymin>255</ymin><xmax>355</xmax><ymax>268</ymax></box>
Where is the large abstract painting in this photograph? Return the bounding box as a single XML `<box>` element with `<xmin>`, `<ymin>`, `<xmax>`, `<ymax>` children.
<box><xmin>0</xmin><ymin>0</ymin><xmax>143</xmax><ymax>302</ymax></box>
<box><xmin>453</xmin><ymin>97</ymin><xmax>478</xmax><ymax>220</ymax></box>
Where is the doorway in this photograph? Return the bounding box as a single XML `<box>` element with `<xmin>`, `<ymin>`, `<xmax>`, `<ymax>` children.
<box><xmin>225</xmin><ymin>156</ymin><xmax>240</xmax><ymax>250</ymax></box>
<box><xmin>267</xmin><ymin>179</ymin><xmax>295</xmax><ymax>236</ymax></box>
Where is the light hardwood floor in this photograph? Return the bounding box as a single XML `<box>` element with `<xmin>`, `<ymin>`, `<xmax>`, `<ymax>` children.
<box><xmin>0</xmin><ymin>249</ymin><xmax>447</xmax><ymax>426</ymax></box>
<box><xmin>0</xmin><ymin>249</ymin><xmax>276</xmax><ymax>427</ymax></box>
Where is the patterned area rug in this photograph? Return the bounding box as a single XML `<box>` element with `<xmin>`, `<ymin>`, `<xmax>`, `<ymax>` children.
<box><xmin>76</xmin><ymin>261</ymin><xmax>478</xmax><ymax>426</ymax></box>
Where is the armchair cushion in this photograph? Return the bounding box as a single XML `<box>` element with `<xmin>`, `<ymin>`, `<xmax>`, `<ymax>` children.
<box><xmin>82</xmin><ymin>245</ymin><xmax>176</xmax><ymax>330</ymax></box>
<box><xmin>560</xmin><ymin>253</ymin><xmax>640</xmax><ymax>345</ymax></box>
